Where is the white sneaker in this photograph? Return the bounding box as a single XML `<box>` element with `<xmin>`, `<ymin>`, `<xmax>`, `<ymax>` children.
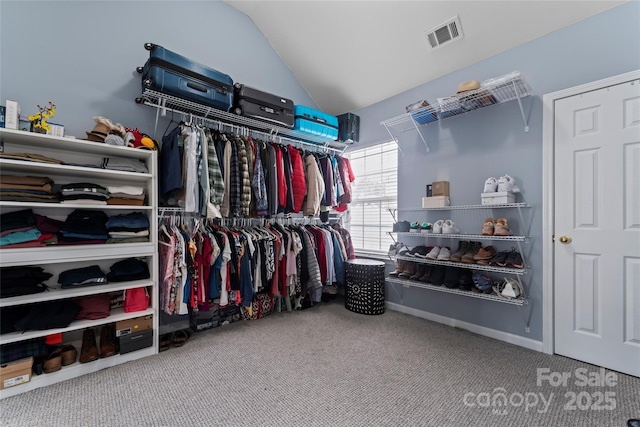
<box><xmin>437</xmin><ymin>247</ymin><xmax>451</xmax><ymax>261</ymax></box>
<box><xmin>483</xmin><ymin>177</ymin><xmax>498</xmax><ymax>193</ymax></box>
<box><xmin>426</xmin><ymin>246</ymin><xmax>440</xmax><ymax>259</ymax></box>
<box><xmin>432</xmin><ymin>220</ymin><xmax>444</xmax><ymax>234</ymax></box>
<box><xmin>442</xmin><ymin>219</ymin><xmax>460</xmax><ymax>234</ymax></box>
<box><xmin>497</xmin><ymin>175</ymin><xmax>521</xmax><ymax>193</ymax></box>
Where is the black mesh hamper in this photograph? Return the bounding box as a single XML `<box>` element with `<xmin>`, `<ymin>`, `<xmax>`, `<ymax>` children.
<box><xmin>344</xmin><ymin>259</ymin><xmax>385</xmax><ymax>315</ymax></box>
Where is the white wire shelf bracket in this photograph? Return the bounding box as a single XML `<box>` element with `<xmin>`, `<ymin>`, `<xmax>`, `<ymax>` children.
<box><xmin>380</xmin><ymin>72</ymin><xmax>532</xmax><ymax>150</ymax></box>
<box><xmin>386</xmin><ymin>276</ymin><xmax>526</xmax><ymax>306</ymax></box>
<box><xmin>136</xmin><ymin>89</ymin><xmax>349</xmax><ymax>155</ymax></box>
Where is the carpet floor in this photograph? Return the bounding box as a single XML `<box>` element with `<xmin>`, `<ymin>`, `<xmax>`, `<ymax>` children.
<box><xmin>1</xmin><ymin>298</ymin><xmax>638</xmax><ymax>427</ymax></box>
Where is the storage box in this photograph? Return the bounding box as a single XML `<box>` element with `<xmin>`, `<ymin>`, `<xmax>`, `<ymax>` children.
<box><xmin>422</xmin><ymin>196</ymin><xmax>450</xmax><ymax>208</ymax></box>
<box><xmin>5</xmin><ymin>100</ymin><xmax>20</xmax><ymax>130</ymax></box>
<box><xmin>189</xmin><ymin>304</ymin><xmax>220</xmax><ymax>332</ymax></box>
<box><xmin>337</xmin><ymin>112</ymin><xmax>360</xmax><ymax>143</ymax></box>
<box><xmin>432</xmin><ymin>181</ymin><xmax>450</xmax><ymax>196</ymax></box>
<box><xmin>115</xmin><ymin>315</ymin><xmax>153</xmax><ymax>337</ymax></box>
<box><xmin>118</xmin><ymin>329</ymin><xmax>153</xmax><ymax>354</ymax></box>
<box><xmin>481</xmin><ymin>191</ymin><xmax>515</xmax><ymax>205</ymax></box>
<box><xmin>0</xmin><ymin>356</ymin><xmax>33</xmax><ymax>390</ymax></box>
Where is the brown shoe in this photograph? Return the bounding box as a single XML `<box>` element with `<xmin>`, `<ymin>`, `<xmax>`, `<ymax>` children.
<box><xmin>80</xmin><ymin>328</ymin><xmax>100</xmax><ymax>363</ymax></box>
<box><xmin>43</xmin><ymin>348</ymin><xmax>62</xmax><ymax>374</ymax></box>
<box><xmin>461</xmin><ymin>242</ymin><xmax>482</xmax><ymax>264</ymax></box>
<box><xmin>100</xmin><ymin>324</ymin><xmax>118</xmax><ymax>358</ymax></box>
<box><xmin>481</xmin><ymin>218</ymin><xmax>495</xmax><ymax>236</ymax></box>
<box><xmin>60</xmin><ymin>344</ymin><xmax>77</xmax><ymax>366</ymax></box>
<box><xmin>450</xmin><ymin>241</ymin><xmax>470</xmax><ymax>262</ymax></box>
<box><xmin>474</xmin><ymin>245</ymin><xmax>497</xmax><ymax>262</ymax></box>
<box><xmin>398</xmin><ymin>261</ymin><xmax>416</xmax><ymax>278</ymax></box>
<box><xmin>494</xmin><ymin>218</ymin><xmax>512</xmax><ymax>236</ymax></box>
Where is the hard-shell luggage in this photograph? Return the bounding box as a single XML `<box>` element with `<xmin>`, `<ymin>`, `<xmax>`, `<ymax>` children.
<box><xmin>337</xmin><ymin>112</ymin><xmax>360</xmax><ymax>143</ymax></box>
<box><xmin>294</xmin><ymin>105</ymin><xmax>338</xmax><ymax>141</ymax></box>
<box><xmin>232</xmin><ymin>84</ymin><xmax>294</xmax><ymax>128</ymax></box>
<box><xmin>138</xmin><ymin>43</ymin><xmax>234</xmax><ymax>112</ymax></box>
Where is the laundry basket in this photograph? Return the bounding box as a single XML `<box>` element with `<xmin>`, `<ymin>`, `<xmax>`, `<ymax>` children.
<box><xmin>344</xmin><ymin>259</ymin><xmax>386</xmax><ymax>315</ymax></box>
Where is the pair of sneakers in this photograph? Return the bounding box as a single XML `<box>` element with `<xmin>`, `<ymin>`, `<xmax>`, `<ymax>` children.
<box><xmin>432</xmin><ymin>219</ymin><xmax>460</xmax><ymax>234</ymax></box>
<box><xmin>481</xmin><ymin>218</ymin><xmax>512</xmax><ymax>236</ymax></box>
<box><xmin>425</xmin><ymin>246</ymin><xmax>451</xmax><ymax>261</ymax></box>
<box><xmin>483</xmin><ymin>175</ymin><xmax>521</xmax><ymax>193</ymax></box>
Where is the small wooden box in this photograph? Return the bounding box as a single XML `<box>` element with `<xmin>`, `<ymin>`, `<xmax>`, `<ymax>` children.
<box><xmin>432</xmin><ymin>181</ymin><xmax>450</xmax><ymax>196</ymax></box>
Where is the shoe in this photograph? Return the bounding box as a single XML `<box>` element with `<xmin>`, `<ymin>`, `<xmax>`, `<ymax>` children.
<box><xmin>490</xmin><ymin>250</ymin><xmax>509</xmax><ymax>266</ymax></box>
<box><xmin>450</xmin><ymin>241</ymin><xmax>470</xmax><ymax>263</ymax></box>
<box><xmin>389</xmin><ymin>260</ymin><xmax>404</xmax><ymax>277</ymax></box>
<box><xmin>100</xmin><ymin>324</ymin><xmax>118</xmax><ymax>358</ymax></box>
<box><xmin>461</xmin><ymin>242</ymin><xmax>482</xmax><ymax>264</ymax></box>
<box><xmin>483</xmin><ymin>177</ymin><xmax>498</xmax><ymax>193</ymax></box>
<box><xmin>472</xmin><ymin>271</ymin><xmax>494</xmax><ymax>293</ymax></box>
<box><xmin>172</xmin><ymin>329</ymin><xmax>191</xmax><ymax>347</ymax></box>
<box><xmin>458</xmin><ymin>270</ymin><xmax>474</xmax><ymax>291</ymax></box>
<box><xmin>60</xmin><ymin>344</ymin><xmax>77</xmax><ymax>366</ymax></box>
<box><xmin>481</xmin><ymin>218</ymin><xmax>494</xmax><ymax>236</ymax></box>
<box><xmin>410</xmin><ymin>264</ymin><xmax>427</xmax><ymax>280</ymax></box>
<box><xmin>412</xmin><ymin>245</ymin><xmax>430</xmax><ymax>258</ymax></box>
<box><xmin>444</xmin><ymin>267</ymin><xmax>461</xmax><ymax>289</ymax></box>
<box><xmin>160</xmin><ymin>333</ymin><xmax>172</xmax><ymax>352</ymax></box>
<box><xmin>418</xmin><ymin>265</ymin><xmax>433</xmax><ymax>282</ymax></box>
<box><xmin>419</xmin><ymin>222</ymin><xmax>432</xmax><ymax>233</ymax></box>
<box><xmin>432</xmin><ymin>220</ymin><xmax>444</xmax><ymax>234</ymax></box>
<box><xmin>430</xmin><ymin>266</ymin><xmax>446</xmax><ymax>286</ymax></box>
<box><xmin>442</xmin><ymin>220</ymin><xmax>460</xmax><ymax>234</ymax></box>
<box><xmin>628</xmin><ymin>419</ymin><xmax>640</xmax><ymax>427</ymax></box>
<box><xmin>43</xmin><ymin>348</ymin><xmax>62</xmax><ymax>374</ymax></box>
<box><xmin>497</xmin><ymin>175</ymin><xmax>521</xmax><ymax>193</ymax></box>
<box><xmin>397</xmin><ymin>244</ymin><xmax>410</xmax><ymax>257</ymax></box>
<box><xmin>398</xmin><ymin>262</ymin><xmax>416</xmax><ymax>279</ymax></box>
<box><xmin>410</xmin><ymin>222</ymin><xmax>421</xmax><ymax>233</ymax></box>
<box><xmin>494</xmin><ymin>218</ymin><xmax>512</xmax><ymax>236</ymax></box>
<box><xmin>425</xmin><ymin>246</ymin><xmax>440</xmax><ymax>260</ymax></box>
<box><xmin>79</xmin><ymin>328</ymin><xmax>100</xmax><ymax>363</ymax></box>
<box><xmin>474</xmin><ymin>245</ymin><xmax>497</xmax><ymax>261</ymax></box>
<box><xmin>505</xmin><ymin>250</ymin><xmax>524</xmax><ymax>268</ymax></box>
<box><xmin>437</xmin><ymin>247</ymin><xmax>451</xmax><ymax>261</ymax></box>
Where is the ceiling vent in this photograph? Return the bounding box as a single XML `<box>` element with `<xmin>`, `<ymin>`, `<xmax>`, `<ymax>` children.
<box><xmin>424</xmin><ymin>15</ymin><xmax>464</xmax><ymax>49</ymax></box>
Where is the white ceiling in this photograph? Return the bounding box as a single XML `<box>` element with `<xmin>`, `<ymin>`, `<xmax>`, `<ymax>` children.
<box><xmin>226</xmin><ymin>0</ymin><xmax>627</xmax><ymax>115</ymax></box>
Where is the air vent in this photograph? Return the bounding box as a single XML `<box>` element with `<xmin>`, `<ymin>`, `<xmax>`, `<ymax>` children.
<box><xmin>424</xmin><ymin>15</ymin><xmax>464</xmax><ymax>49</ymax></box>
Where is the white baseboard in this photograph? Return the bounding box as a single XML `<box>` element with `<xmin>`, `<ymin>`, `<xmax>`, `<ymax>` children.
<box><xmin>386</xmin><ymin>301</ymin><xmax>544</xmax><ymax>352</ymax></box>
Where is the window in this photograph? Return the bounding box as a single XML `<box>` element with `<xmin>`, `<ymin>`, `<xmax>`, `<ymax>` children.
<box><xmin>346</xmin><ymin>141</ymin><xmax>398</xmax><ymax>254</ymax></box>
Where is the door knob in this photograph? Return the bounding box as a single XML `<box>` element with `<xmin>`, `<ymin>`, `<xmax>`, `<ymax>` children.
<box><xmin>559</xmin><ymin>235</ymin><xmax>572</xmax><ymax>244</ymax></box>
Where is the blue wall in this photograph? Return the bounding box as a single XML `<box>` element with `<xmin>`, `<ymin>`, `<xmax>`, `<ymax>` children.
<box><xmin>352</xmin><ymin>1</ymin><xmax>640</xmax><ymax>342</ymax></box>
<box><xmin>0</xmin><ymin>1</ymin><xmax>317</xmax><ymax>139</ymax></box>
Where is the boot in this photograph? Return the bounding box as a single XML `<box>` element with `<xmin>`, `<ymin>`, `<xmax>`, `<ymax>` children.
<box><xmin>444</xmin><ymin>267</ymin><xmax>461</xmax><ymax>289</ymax></box>
<box><xmin>398</xmin><ymin>261</ymin><xmax>416</xmax><ymax>279</ymax></box>
<box><xmin>450</xmin><ymin>241</ymin><xmax>469</xmax><ymax>263</ymax></box>
<box><xmin>418</xmin><ymin>265</ymin><xmax>433</xmax><ymax>283</ymax></box>
<box><xmin>100</xmin><ymin>324</ymin><xmax>118</xmax><ymax>358</ymax></box>
<box><xmin>457</xmin><ymin>269</ymin><xmax>474</xmax><ymax>291</ymax></box>
<box><xmin>461</xmin><ymin>242</ymin><xmax>482</xmax><ymax>264</ymax></box>
<box><xmin>80</xmin><ymin>328</ymin><xmax>100</xmax><ymax>363</ymax></box>
<box><xmin>389</xmin><ymin>260</ymin><xmax>404</xmax><ymax>277</ymax></box>
<box><xmin>410</xmin><ymin>264</ymin><xmax>426</xmax><ymax>280</ymax></box>
<box><xmin>430</xmin><ymin>265</ymin><xmax>446</xmax><ymax>286</ymax></box>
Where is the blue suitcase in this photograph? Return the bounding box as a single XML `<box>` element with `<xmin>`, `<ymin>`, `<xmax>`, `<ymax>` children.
<box><xmin>139</xmin><ymin>43</ymin><xmax>233</xmax><ymax>111</ymax></box>
<box><xmin>294</xmin><ymin>105</ymin><xmax>338</xmax><ymax>141</ymax></box>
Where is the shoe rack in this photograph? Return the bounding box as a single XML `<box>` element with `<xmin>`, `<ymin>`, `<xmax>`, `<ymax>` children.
<box><xmin>386</xmin><ymin>203</ymin><xmax>532</xmax><ymax>325</ymax></box>
<box><xmin>0</xmin><ymin>129</ymin><xmax>158</xmax><ymax>399</ymax></box>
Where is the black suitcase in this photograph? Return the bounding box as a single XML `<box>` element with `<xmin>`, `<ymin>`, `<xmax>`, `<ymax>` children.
<box><xmin>337</xmin><ymin>113</ymin><xmax>360</xmax><ymax>143</ymax></box>
<box><xmin>138</xmin><ymin>43</ymin><xmax>234</xmax><ymax>112</ymax></box>
<box><xmin>232</xmin><ymin>83</ymin><xmax>294</xmax><ymax>128</ymax></box>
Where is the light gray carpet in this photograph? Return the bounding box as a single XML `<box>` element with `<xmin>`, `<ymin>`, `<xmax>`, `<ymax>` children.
<box><xmin>1</xmin><ymin>299</ymin><xmax>638</xmax><ymax>427</ymax></box>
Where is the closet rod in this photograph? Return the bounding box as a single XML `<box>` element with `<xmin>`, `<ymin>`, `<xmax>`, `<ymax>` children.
<box><xmin>146</xmin><ymin>98</ymin><xmax>347</xmax><ymax>156</ymax></box>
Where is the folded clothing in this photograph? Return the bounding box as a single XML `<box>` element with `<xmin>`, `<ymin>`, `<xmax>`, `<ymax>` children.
<box><xmin>0</xmin><ymin>174</ymin><xmax>54</xmax><ymax>192</ymax></box>
<box><xmin>0</xmin><ymin>228</ymin><xmax>42</xmax><ymax>246</ymax></box>
<box><xmin>102</xmin><ymin>157</ymin><xmax>149</xmax><ymax>174</ymax></box>
<box><xmin>1</xmin><ymin>208</ymin><xmax>36</xmax><ymax>233</ymax></box>
<box><xmin>74</xmin><ymin>294</ymin><xmax>111</xmax><ymax>320</ymax></box>
<box><xmin>105</xmin><ymin>212</ymin><xmax>149</xmax><ymax>230</ymax></box>
<box><xmin>107</xmin><ymin>185</ymin><xmax>145</xmax><ymax>196</ymax></box>
<box><xmin>60</xmin><ymin>209</ymin><xmax>108</xmax><ymax>238</ymax></box>
<box><xmin>58</xmin><ymin>265</ymin><xmax>107</xmax><ymax>288</ymax></box>
<box><xmin>107</xmin><ymin>258</ymin><xmax>150</xmax><ymax>282</ymax></box>
<box><xmin>13</xmin><ymin>300</ymin><xmax>82</xmax><ymax>331</ymax></box>
<box><xmin>0</xmin><ymin>266</ymin><xmax>52</xmax><ymax>298</ymax></box>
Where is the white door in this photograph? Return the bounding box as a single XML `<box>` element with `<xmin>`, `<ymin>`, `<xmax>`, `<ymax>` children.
<box><xmin>554</xmin><ymin>78</ymin><xmax>640</xmax><ymax>377</ymax></box>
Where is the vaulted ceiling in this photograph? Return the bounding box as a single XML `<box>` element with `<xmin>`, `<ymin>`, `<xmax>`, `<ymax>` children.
<box><xmin>225</xmin><ymin>0</ymin><xmax>627</xmax><ymax>115</ymax></box>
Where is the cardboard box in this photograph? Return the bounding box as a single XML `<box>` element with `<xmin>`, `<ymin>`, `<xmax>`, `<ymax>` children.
<box><xmin>432</xmin><ymin>181</ymin><xmax>450</xmax><ymax>196</ymax></box>
<box><xmin>189</xmin><ymin>304</ymin><xmax>220</xmax><ymax>332</ymax></box>
<box><xmin>1</xmin><ymin>356</ymin><xmax>33</xmax><ymax>390</ymax></box>
<box><xmin>119</xmin><ymin>329</ymin><xmax>153</xmax><ymax>354</ymax></box>
<box><xmin>5</xmin><ymin>100</ymin><xmax>20</xmax><ymax>130</ymax></box>
<box><xmin>115</xmin><ymin>315</ymin><xmax>153</xmax><ymax>338</ymax></box>
<box><xmin>422</xmin><ymin>196</ymin><xmax>450</xmax><ymax>208</ymax></box>
<box><xmin>481</xmin><ymin>191</ymin><xmax>515</xmax><ymax>205</ymax></box>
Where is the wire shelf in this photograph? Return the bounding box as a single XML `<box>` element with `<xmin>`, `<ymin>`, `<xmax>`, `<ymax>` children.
<box><xmin>385</xmin><ymin>276</ymin><xmax>526</xmax><ymax>306</ymax></box>
<box><xmin>397</xmin><ymin>203</ymin><xmax>531</xmax><ymax>211</ymax></box>
<box><xmin>390</xmin><ymin>232</ymin><xmax>528</xmax><ymax>242</ymax></box>
<box><xmin>394</xmin><ymin>255</ymin><xmax>526</xmax><ymax>275</ymax></box>
<box><xmin>137</xmin><ymin>89</ymin><xmax>349</xmax><ymax>154</ymax></box>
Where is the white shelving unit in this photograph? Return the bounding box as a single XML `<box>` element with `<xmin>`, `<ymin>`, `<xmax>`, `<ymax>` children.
<box><xmin>0</xmin><ymin>128</ymin><xmax>159</xmax><ymax>399</ymax></box>
<box><xmin>380</xmin><ymin>72</ymin><xmax>532</xmax><ymax>151</ymax></box>
<box><xmin>386</xmin><ymin>203</ymin><xmax>531</xmax><ymax>309</ymax></box>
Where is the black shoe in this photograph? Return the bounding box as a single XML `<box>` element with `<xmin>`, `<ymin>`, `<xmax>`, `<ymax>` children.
<box><xmin>430</xmin><ymin>266</ymin><xmax>446</xmax><ymax>286</ymax></box>
<box><xmin>410</xmin><ymin>264</ymin><xmax>426</xmax><ymax>280</ymax></box>
<box><xmin>444</xmin><ymin>267</ymin><xmax>461</xmax><ymax>289</ymax></box>
<box><xmin>457</xmin><ymin>269</ymin><xmax>474</xmax><ymax>291</ymax></box>
<box><xmin>627</xmin><ymin>420</ymin><xmax>640</xmax><ymax>427</ymax></box>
